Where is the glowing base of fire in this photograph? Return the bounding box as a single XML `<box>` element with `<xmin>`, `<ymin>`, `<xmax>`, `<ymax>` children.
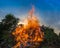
<box><xmin>12</xmin><ymin>26</ymin><xmax>44</xmax><ymax>48</ymax></box>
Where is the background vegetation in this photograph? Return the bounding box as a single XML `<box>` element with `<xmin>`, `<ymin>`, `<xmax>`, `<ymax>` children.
<box><xmin>0</xmin><ymin>14</ymin><xmax>60</xmax><ymax>48</ymax></box>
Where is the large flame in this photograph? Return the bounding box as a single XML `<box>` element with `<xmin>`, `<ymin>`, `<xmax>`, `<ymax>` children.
<box><xmin>12</xmin><ymin>7</ymin><xmax>44</xmax><ymax>48</ymax></box>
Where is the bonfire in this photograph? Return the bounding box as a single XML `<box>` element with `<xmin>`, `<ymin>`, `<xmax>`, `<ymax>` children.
<box><xmin>12</xmin><ymin>7</ymin><xmax>44</xmax><ymax>48</ymax></box>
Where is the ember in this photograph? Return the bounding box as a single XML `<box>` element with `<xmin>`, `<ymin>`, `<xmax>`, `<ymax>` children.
<box><xmin>12</xmin><ymin>7</ymin><xmax>44</xmax><ymax>48</ymax></box>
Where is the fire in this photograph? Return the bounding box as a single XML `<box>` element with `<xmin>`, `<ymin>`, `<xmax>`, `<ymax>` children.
<box><xmin>12</xmin><ymin>7</ymin><xmax>44</xmax><ymax>48</ymax></box>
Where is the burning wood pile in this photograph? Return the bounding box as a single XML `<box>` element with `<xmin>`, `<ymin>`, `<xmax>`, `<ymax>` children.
<box><xmin>12</xmin><ymin>7</ymin><xmax>44</xmax><ymax>48</ymax></box>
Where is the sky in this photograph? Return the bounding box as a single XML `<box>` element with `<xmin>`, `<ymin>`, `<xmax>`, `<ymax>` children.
<box><xmin>0</xmin><ymin>0</ymin><xmax>60</xmax><ymax>34</ymax></box>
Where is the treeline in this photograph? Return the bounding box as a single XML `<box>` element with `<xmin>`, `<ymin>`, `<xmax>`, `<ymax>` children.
<box><xmin>0</xmin><ymin>14</ymin><xmax>60</xmax><ymax>48</ymax></box>
<box><xmin>40</xmin><ymin>25</ymin><xmax>60</xmax><ymax>48</ymax></box>
<box><xmin>0</xmin><ymin>14</ymin><xmax>19</xmax><ymax>48</ymax></box>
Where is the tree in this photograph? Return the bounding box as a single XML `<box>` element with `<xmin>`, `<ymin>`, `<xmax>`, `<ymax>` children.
<box><xmin>0</xmin><ymin>14</ymin><xmax>19</xmax><ymax>48</ymax></box>
<box><xmin>40</xmin><ymin>25</ymin><xmax>60</xmax><ymax>48</ymax></box>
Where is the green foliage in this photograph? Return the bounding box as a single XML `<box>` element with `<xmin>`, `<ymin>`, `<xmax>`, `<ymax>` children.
<box><xmin>2</xmin><ymin>14</ymin><xmax>19</xmax><ymax>30</ymax></box>
<box><xmin>0</xmin><ymin>14</ymin><xmax>19</xmax><ymax>47</ymax></box>
<box><xmin>40</xmin><ymin>25</ymin><xmax>60</xmax><ymax>48</ymax></box>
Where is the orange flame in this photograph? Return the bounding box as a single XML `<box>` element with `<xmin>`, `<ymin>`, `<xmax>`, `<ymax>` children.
<box><xmin>12</xmin><ymin>7</ymin><xmax>44</xmax><ymax>48</ymax></box>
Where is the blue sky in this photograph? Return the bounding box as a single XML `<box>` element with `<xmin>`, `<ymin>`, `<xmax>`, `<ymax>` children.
<box><xmin>0</xmin><ymin>0</ymin><xmax>60</xmax><ymax>34</ymax></box>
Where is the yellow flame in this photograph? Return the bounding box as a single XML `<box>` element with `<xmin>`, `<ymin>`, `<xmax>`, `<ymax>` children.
<box><xmin>12</xmin><ymin>7</ymin><xmax>44</xmax><ymax>48</ymax></box>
